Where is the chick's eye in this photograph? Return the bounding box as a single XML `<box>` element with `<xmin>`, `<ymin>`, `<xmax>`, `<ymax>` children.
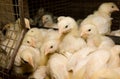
<box><xmin>27</xmin><ymin>41</ymin><xmax>30</xmax><ymax>43</ymax></box>
<box><xmin>112</xmin><ymin>6</ymin><xmax>114</xmax><ymax>8</ymax></box>
<box><xmin>46</xmin><ymin>17</ymin><xmax>48</xmax><ymax>19</ymax></box>
<box><xmin>88</xmin><ymin>29</ymin><xmax>91</xmax><ymax>32</ymax></box>
<box><xmin>65</xmin><ymin>25</ymin><xmax>68</xmax><ymax>28</ymax></box>
<box><xmin>8</xmin><ymin>25</ymin><xmax>10</xmax><ymax>28</ymax></box>
<box><xmin>50</xmin><ymin>46</ymin><xmax>53</xmax><ymax>48</ymax></box>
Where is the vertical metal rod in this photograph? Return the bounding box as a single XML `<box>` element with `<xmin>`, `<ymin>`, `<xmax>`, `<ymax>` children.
<box><xmin>6</xmin><ymin>0</ymin><xmax>27</xmax><ymax>72</ymax></box>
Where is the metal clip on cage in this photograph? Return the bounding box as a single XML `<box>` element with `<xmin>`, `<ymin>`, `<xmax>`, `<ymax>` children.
<box><xmin>0</xmin><ymin>0</ymin><xmax>27</xmax><ymax>78</ymax></box>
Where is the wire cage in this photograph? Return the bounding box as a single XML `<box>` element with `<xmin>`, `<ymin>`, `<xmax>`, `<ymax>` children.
<box><xmin>0</xmin><ymin>0</ymin><xmax>27</xmax><ymax>78</ymax></box>
<box><xmin>0</xmin><ymin>0</ymin><xmax>120</xmax><ymax>79</ymax></box>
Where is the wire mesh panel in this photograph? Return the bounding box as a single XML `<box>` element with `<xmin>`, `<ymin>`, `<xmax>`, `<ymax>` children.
<box><xmin>0</xmin><ymin>0</ymin><xmax>26</xmax><ymax>78</ymax></box>
<box><xmin>28</xmin><ymin>0</ymin><xmax>71</xmax><ymax>19</ymax></box>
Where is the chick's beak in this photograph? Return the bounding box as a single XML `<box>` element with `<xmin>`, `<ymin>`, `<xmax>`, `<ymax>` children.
<box><xmin>80</xmin><ymin>32</ymin><xmax>88</xmax><ymax>39</ymax></box>
<box><xmin>31</xmin><ymin>39</ymin><xmax>36</xmax><ymax>48</ymax></box>
<box><xmin>28</xmin><ymin>57</ymin><xmax>34</xmax><ymax>68</ymax></box>
<box><xmin>116</xmin><ymin>8</ymin><xmax>119</xmax><ymax>11</ymax></box>
<box><xmin>114</xmin><ymin>6</ymin><xmax>119</xmax><ymax>11</ymax></box>
<box><xmin>45</xmin><ymin>49</ymin><xmax>49</xmax><ymax>55</ymax></box>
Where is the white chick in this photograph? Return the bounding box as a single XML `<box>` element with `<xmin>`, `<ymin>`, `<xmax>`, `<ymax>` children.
<box><xmin>13</xmin><ymin>46</ymin><xmax>41</xmax><ymax>74</ymax></box>
<box><xmin>72</xmin><ymin>49</ymin><xmax>110</xmax><ymax>79</ymax></box>
<box><xmin>85</xmin><ymin>49</ymin><xmax>110</xmax><ymax>79</ymax></box>
<box><xmin>71</xmin><ymin>47</ymin><xmax>113</xmax><ymax>79</ymax></box>
<box><xmin>22</xmin><ymin>35</ymin><xmax>36</xmax><ymax>48</ymax></box>
<box><xmin>41</xmin><ymin>38</ymin><xmax>72</xmax><ymax>79</ymax></box>
<box><xmin>57</xmin><ymin>16</ymin><xmax>87</xmax><ymax>54</ymax></box>
<box><xmin>29</xmin><ymin>66</ymin><xmax>47</xmax><ymax>79</ymax></box>
<box><xmin>80</xmin><ymin>24</ymin><xmax>115</xmax><ymax>50</ymax></box>
<box><xmin>3</xmin><ymin>18</ymin><xmax>30</xmax><ymax>39</ymax></box>
<box><xmin>39</xmin><ymin>39</ymin><xmax>59</xmax><ymax>66</ymax></box>
<box><xmin>1</xmin><ymin>18</ymin><xmax>31</xmax><ymax>54</ymax></box>
<box><xmin>42</xmin><ymin>14</ymin><xmax>58</xmax><ymax>29</ymax></box>
<box><xmin>80</xmin><ymin>2</ymin><xmax>119</xmax><ymax>35</ymax></box>
<box><xmin>14</xmin><ymin>34</ymin><xmax>41</xmax><ymax>74</ymax></box>
<box><xmin>47</xmin><ymin>53</ymin><xmax>70</xmax><ymax>79</ymax></box>
<box><xmin>14</xmin><ymin>33</ymin><xmax>41</xmax><ymax>67</ymax></box>
<box><xmin>25</xmin><ymin>28</ymin><xmax>47</xmax><ymax>48</ymax></box>
<box><xmin>34</xmin><ymin>39</ymin><xmax>60</xmax><ymax>79</ymax></box>
<box><xmin>44</xmin><ymin>29</ymin><xmax>60</xmax><ymax>41</ymax></box>
<box><xmin>2</xmin><ymin>23</ymin><xmax>18</xmax><ymax>39</ymax></box>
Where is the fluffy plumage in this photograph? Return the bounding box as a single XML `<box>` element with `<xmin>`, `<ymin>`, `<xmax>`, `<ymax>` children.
<box><xmin>80</xmin><ymin>2</ymin><xmax>119</xmax><ymax>35</ymax></box>
<box><xmin>47</xmin><ymin>53</ymin><xmax>70</xmax><ymax>79</ymax></box>
<box><xmin>39</xmin><ymin>39</ymin><xmax>59</xmax><ymax>66</ymax></box>
<box><xmin>67</xmin><ymin>46</ymin><xmax>96</xmax><ymax>72</ymax></box>
<box><xmin>14</xmin><ymin>46</ymin><xmax>41</xmax><ymax>74</ymax></box>
<box><xmin>80</xmin><ymin>24</ymin><xmax>115</xmax><ymax>50</ymax></box>
<box><xmin>57</xmin><ymin>16</ymin><xmax>87</xmax><ymax>54</ymax></box>
<box><xmin>72</xmin><ymin>49</ymin><xmax>110</xmax><ymax>79</ymax></box>
<box><xmin>1</xmin><ymin>18</ymin><xmax>31</xmax><ymax>54</ymax></box>
<box><xmin>29</xmin><ymin>66</ymin><xmax>47</xmax><ymax>79</ymax></box>
<box><xmin>25</xmin><ymin>28</ymin><xmax>47</xmax><ymax>48</ymax></box>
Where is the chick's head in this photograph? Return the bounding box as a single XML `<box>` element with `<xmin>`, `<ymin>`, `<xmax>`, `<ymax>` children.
<box><xmin>98</xmin><ymin>2</ymin><xmax>119</xmax><ymax>14</ymax></box>
<box><xmin>80</xmin><ymin>24</ymin><xmax>99</xmax><ymax>39</ymax></box>
<box><xmin>20</xmin><ymin>49</ymin><xmax>34</xmax><ymax>68</ymax></box>
<box><xmin>57</xmin><ymin>16</ymin><xmax>76</xmax><ymax>35</ymax></box>
<box><xmin>43</xmin><ymin>40</ymin><xmax>59</xmax><ymax>55</ymax></box>
<box><xmin>42</xmin><ymin>14</ymin><xmax>53</xmax><ymax>24</ymax></box>
<box><xmin>26</xmin><ymin>28</ymin><xmax>40</xmax><ymax>36</ymax></box>
<box><xmin>22</xmin><ymin>36</ymin><xmax>36</xmax><ymax>47</ymax></box>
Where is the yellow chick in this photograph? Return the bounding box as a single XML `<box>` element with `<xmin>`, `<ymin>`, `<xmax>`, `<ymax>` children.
<box><xmin>39</xmin><ymin>39</ymin><xmax>59</xmax><ymax>66</ymax></box>
<box><xmin>80</xmin><ymin>2</ymin><xmax>119</xmax><ymax>35</ymax></box>
<box><xmin>25</xmin><ymin>28</ymin><xmax>48</xmax><ymax>48</ymax></box>
<box><xmin>85</xmin><ymin>49</ymin><xmax>110</xmax><ymax>79</ymax></box>
<box><xmin>47</xmin><ymin>53</ymin><xmax>71</xmax><ymax>79</ymax></box>
<box><xmin>57</xmin><ymin>16</ymin><xmax>87</xmax><ymax>54</ymax></box>
<box><xmin>80</xmin><ymin>24</ymin><xmax>115</xmax><ymax>50</ymax></box>
<box><xmin>13</xmin><ymin>46</ymin><xmax>41</xmax><ymax>74</ymax></box>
